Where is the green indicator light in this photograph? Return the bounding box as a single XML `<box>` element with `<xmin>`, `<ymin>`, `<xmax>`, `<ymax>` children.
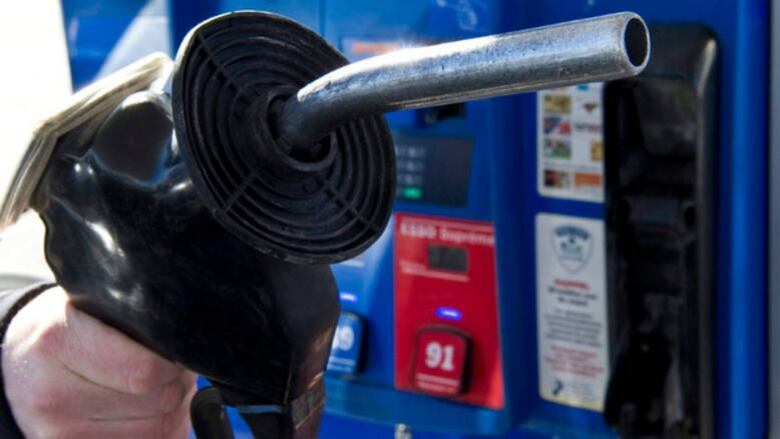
<box><xmin>403</xmin><ymin>187</ymin><xmax>423</xmax><ymax>200</ymax></box>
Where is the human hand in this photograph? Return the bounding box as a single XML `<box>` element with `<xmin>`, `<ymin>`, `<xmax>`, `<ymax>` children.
<box><xmin>2</xmin><ymin>286</ymin><xmax>196</xmax><ymax>438</ymax></box>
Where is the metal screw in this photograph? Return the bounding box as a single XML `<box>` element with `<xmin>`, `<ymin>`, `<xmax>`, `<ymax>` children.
<box><xmin>395</xmin><ymin>424</ymin><xmax>412</xmax><ymax>439</ymax></box>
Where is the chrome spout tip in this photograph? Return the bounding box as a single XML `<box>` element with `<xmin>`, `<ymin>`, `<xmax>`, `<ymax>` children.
<box><xmin>622</xmin><ymin>13</ymin><xmax>651</xmax><ymax>72</ymax></box>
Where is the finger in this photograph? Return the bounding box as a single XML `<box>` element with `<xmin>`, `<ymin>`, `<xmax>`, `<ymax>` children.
<box><xmin>17</xmin><ymin>374</ymin><xmax>194</xmax><ymax>438</ymax></box>
<box><xmin>43</xmin><ymin>414</ymin><xmax>176</xmax><ymax>439</ymax></box>
<box><xmin>7</xmin><ymin>349</ymin><xmax>194</xmax><ymax>419</ymax></box>
<box><xmin>81</xmin><ymin>394</ymin><xmax>192</xmax><ymax>439</ymax></box>
<box><xmin>60</xmin><ymin>371</ymin><xmax>194</xmax><ymax>420</ymax></box>
<box><xmin>83</xmin><ymin>371</ymin><xmax>198</xmax><ymax>421</ymax></box>
<box><xmin>163</xmin><ymin>381</ymin><xmax>197</xmax><ymax>439</ymax></box>
<box><xmin>56</xmin><ymin>294</ymin><xmax>184</xmax><ymax>394</ymax></box>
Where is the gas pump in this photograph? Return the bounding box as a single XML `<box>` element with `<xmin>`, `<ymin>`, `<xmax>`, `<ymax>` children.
<box><xmin>14</xmin><ymin>0</ymin><xmax>771</xmax><ymax>437</ymax></box>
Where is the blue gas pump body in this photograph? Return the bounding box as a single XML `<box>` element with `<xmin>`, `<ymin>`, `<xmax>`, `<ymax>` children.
<box><xmin>59</xmin><ymin>0</ymin><xmax>769</xmax><ymax>438</ymax></box>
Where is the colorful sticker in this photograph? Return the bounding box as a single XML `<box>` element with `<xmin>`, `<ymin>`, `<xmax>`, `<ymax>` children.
<box><xmin>536</xmin><ymin>213</ymin><xmax>609</xmax><ymax>411</ymax></box>
<box><xmin>537</xmin><ymin>83</ymin><xmax>605</xmax><ymax>202</ymax></box>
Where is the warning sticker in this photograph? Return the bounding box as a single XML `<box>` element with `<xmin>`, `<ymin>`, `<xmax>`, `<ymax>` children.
<box><xmin>536</xmin><ymin>213</ymin><xmax>608</xmax><ymax>411</ymax></box>
<box><xmin>537</xmin><ymin>83</ymin><xmax>605</xmax><ymax>202</ymax></box>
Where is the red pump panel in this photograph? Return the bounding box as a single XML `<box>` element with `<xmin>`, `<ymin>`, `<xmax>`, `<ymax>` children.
<box><xmin>394</xmin><ymin>213</ymin><xmax>504</xmax><ymax>409</ymax></box>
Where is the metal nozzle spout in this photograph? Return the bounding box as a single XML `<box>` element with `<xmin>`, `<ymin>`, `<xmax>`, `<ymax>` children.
<box><xmin>276</xmin><ymin>12</ymin><xmax>650</xmax><ymax>150</ymax></box>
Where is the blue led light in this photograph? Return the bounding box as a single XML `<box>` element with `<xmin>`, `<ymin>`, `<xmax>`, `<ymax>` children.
<box><xmin>339</xmin><ymin>292</ymin><xmax>358</xmax><ymax>303</ymax></box>
<box><xmin>435</xmin><ymin>307</ymin><xmax>463</xmax><ymax>321</ymax></box>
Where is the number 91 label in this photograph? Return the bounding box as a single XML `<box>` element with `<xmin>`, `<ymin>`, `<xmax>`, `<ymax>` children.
<box><xmin>412</xmin><ymin>328</ymin><xmax>470</xmax><ymax>396</ymax></box>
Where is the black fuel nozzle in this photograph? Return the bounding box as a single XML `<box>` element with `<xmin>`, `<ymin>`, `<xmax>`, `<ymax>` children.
<box><xmin>0</xmin><ymin>10</ymin><xmax>648</xmax><ymax>439</ymax></box>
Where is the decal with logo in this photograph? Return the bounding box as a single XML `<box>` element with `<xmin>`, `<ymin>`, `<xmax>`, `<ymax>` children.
<box><xmin>551</xmin><ymin>225</ymin><xmax>594</xmax><ymax>273</ymax></box>
<box><xmin>536</xmin><ymin>213</ymin><xmax>608</xmax><ymax>411</ymax></box>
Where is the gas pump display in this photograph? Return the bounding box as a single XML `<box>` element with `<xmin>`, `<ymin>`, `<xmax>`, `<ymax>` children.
<box><xmin>394</xmin><ymin>134</ymin><xmax>473</xmax><ymax>207</ymax></box>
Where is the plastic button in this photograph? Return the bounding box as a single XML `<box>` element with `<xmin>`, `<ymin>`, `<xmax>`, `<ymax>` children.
<box><xmin>327</xmin><ymin>312</ymin><xmax>364</xmax><ymax>375</ymax></box>
<box><xmin>411</xmin><ymin>327</ymin><xmax>469</xmax><ymax>396</ymax></box>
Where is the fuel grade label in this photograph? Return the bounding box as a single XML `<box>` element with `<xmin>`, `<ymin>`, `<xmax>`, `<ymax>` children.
<box><xmin>535</xmin><ymin>213</ymin><xmax>608</xmax><ymax>411</ymax></box>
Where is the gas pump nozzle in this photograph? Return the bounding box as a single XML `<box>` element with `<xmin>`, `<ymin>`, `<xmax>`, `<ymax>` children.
<box><xmin>277</xmin><ymin>12</ymin><xmax>649</xmax><ymax>149</ymax></box>
<box><xmin>0</xmin><ymin>11</ymin><xmax>649</xmax><ymax>438</ymax></box>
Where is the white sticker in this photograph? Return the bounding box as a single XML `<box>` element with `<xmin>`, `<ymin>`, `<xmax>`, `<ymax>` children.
<box><xmin>537</xmin><ymin>83</ymin><xmax>605</xmax><ymax>202</ymax></box>
<box><xmin>536</xmin><ymin>213</ymin><xmax>608</xmax><ymax>411</ymax></box>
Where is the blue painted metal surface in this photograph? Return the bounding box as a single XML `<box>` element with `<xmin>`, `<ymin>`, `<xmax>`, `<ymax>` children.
<box><xmin>59</xmin><ymin>0</ymin><xmax>770</xmax><ymax>437</ymax></box>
